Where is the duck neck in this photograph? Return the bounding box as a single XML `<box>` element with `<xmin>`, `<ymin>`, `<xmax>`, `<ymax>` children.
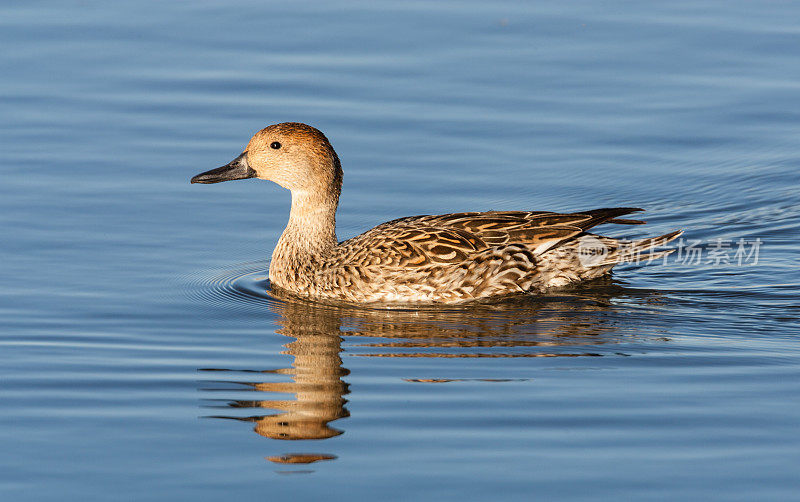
<box><xmin>272</xmin><ymin>189</ymin><xmax>339</xmax><ymax>270</ymax></box>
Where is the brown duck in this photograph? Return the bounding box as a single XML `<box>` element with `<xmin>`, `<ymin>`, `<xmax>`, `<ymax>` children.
<box><xmin>191</xmin><ymin>122</ymin><xmax>681</xmax><ymax>304</ymax></box>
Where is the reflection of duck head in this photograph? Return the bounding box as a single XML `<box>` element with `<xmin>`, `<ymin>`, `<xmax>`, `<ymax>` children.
<box><xmin>249</xmin><ymin>305</ymin><xmax>350</xmax><ymax>440</ymax></box>
<box><xmin>209</xmin><ymin>301</ymin><xmax>350</xmax><ymax>441</ymax></box>
<box><xmin>202</xmin><ymin>280</ymin><xmax>666</xmax><ymax>448</ymax></box>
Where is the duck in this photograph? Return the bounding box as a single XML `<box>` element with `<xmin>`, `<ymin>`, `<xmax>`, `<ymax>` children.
<box><xmin>191</xmin><ymin>122</ymin><xmax>681</xmax><ymax>304</ymax></box>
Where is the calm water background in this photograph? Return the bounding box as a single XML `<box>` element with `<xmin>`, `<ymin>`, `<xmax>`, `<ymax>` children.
<box><xmin>1</xmin><ymin>1</ymin><xmax>799</xmax><ymax>500</ymax></box>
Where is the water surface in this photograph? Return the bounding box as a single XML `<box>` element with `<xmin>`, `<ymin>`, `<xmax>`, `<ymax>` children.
<box><xmin>1</xmin><ymin>1</ymin><xmax>799</xmax><ymax>500</ymax></box>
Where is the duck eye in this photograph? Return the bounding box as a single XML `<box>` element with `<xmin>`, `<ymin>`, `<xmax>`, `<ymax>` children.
<box><xmin>270</xmin><ymin>141</ymin><xmax>281</xmax><ymax>149</ymax></box>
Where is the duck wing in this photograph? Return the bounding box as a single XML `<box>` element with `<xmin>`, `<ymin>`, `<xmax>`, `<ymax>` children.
<box><xmin>340</xmin><ymin>207</ymin><xmax>644</xmax><ymax>268</ymax></box>
<box><xmin>417</xmin><ymin>207</ymin><xmax>646</xmax><ymax>232</ymax></box>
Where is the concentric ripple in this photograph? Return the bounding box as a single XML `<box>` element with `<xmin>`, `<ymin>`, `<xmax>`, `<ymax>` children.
<box><xmin>182</xmin><ymin>261</ymin><xmax>279</xmax><ymax>314</ymax></box>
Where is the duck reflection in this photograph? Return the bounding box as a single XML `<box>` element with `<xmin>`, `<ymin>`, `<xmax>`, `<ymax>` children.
<box><xmin>201</xmin><ymin>280</ymin><xmax>664</xmax><ymax>462</ymax></box>
<box><xmin>204</xmin><ymin>302</ymin><xmax>350</xmax><ymax>443</ymax></box>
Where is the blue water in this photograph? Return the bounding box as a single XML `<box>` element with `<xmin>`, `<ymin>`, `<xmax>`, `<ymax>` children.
<box><xmin>2</xmin><ymin>1</ymin><xmax>799</xmax><ymax>500</ymax></box>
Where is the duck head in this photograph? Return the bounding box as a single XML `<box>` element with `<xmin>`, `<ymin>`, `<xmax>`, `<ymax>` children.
<box><xmin>191</xmin><ymin>122</ymin><xmax>343</xmax><ymax>197</ymax></box>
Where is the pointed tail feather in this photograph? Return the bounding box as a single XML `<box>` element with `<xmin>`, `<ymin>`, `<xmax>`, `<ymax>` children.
<box><xmin>590</xmin><ymin>230</ymin><xmax>683</xmax><ymax>267</ymax></box>
<box><xmin>606</xmin><ymin>217</ymin><xmax>647</xmax><ymax>225</ymax></box>
<box><xmin>576</xmin><ymin>207</ymin><xmax>646</xmax><ymax>231</ymax></box>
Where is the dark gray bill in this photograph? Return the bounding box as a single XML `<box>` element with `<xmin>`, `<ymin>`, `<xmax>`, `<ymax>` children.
<box><xmin>190</xmin><ymin>152</ymin><xmax>256</xmax><ymax>184</ymax></box>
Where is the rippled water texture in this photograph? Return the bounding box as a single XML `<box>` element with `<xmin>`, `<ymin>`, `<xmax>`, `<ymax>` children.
<box><xmin>2</xmin><ymin>1</ymin><xmax>799</xmax><ymax>501</ymax></box>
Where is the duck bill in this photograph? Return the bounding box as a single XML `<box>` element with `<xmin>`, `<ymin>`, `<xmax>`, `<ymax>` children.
<box><xmin>190</xmin><ymin>152</ymin><xmax>256</xmax><ymax>184</ymax></box>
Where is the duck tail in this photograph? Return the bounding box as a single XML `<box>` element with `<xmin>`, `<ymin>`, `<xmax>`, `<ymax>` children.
<box><xmin>586</xmin><ymin>230</ymin><xmax>683</xmax><ymax>267</ymax></box>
